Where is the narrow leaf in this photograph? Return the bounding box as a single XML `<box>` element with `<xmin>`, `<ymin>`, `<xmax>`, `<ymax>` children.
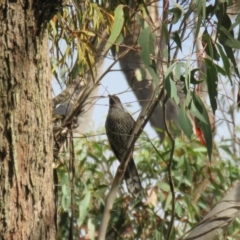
<box><xmin>190</xmin><ymin>98</ymin><xmax>207</xmax><ymax>124</ymax></box>
<box><xmin>175</xmin><ymin>62</ymin><xmax>185</xmax><ymax>79</ymax></box>
<box><xmin>190</xmin><ymin>69</ymin><xmax>203</xmax><ymax>84</ymax></box>
<box><xmin>165</xmin><ymin>76</ymin><xmax>179</xmax><ymax>104</ymax></box>
<box><xmin>105</xmin><ymin>5</ymin><xmax>124</xmax><ymax>52</ymax></box>
<box><xmin>202</xmin><ymin>29</ymin><xmax>220</xmax><ymax>61</ymax></box>
<box><xmin>221</xmin><ymin>38</ymin><xmax>240</xmax><ymax>49</ymax></box>
<box><xmin>191</xmin><ymin>94</ymin><xmax>212</xmax><ymax>160</ymax></box>
<box><xmin>216</xmin><ymin>4</ymin><xmax>240</xmax><ymax>78</ymax></box>
<box><xmin>204</xmin><ymin>58</ymin><xmax>218</xmax><ymax>114</ymax></box>
<box><xmin>87</xmin><ymin>219</ymin><xmax>95</xmax><ymax>240</ymax></box>
<box><xmin>162</xmin><ymin>22</ymin><xmax>169</xmax><ymax>44</ymax></box>
<box><xmin>138</xmin><ymin>26</ymin><xmax>159</xmax><ymax>84</ymax></box>
<box><xmin>178</xmin><ymin>106</ymin><xmax>193</xmax><ymax>139</ymax></box>
<box><xmin>172</xmin><ymin>31</ymin><xmax>182</xmax><ymax>51</ymax></box>
<box><xmin>77</xmin><ymin>190</ymin><xmax>91</xmax><ymax>227</ymax></box>
<box><xmin>168</xmin><ymin>4</ymin><xmax>184</xmax><ymax>24</ymax></box>
<box><xmin>216</xmin><ymin>43</ymin><xmax>231</xmax><ymax>82</ymax></box>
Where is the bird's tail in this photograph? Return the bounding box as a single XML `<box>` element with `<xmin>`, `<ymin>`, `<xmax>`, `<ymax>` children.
<box><xmin>124</xmin><ymin>158</ymin><xmax>142</xmax><ymax>197</ymax></box>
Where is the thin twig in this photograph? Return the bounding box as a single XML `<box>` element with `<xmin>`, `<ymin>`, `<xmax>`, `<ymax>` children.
<box><xmin>69</xmin><ymin>124</ymin><xmax>75</xmax><ymax>240</ymax></box>
<box><xmin>63</xmin><ymin>47</ymin><xmax>131</xmax><ymax>126</ymax></box>
<box><xmin>163</xmin><ymin>94</ymin><xmax>175</xmax><ymax>240</ymax></box>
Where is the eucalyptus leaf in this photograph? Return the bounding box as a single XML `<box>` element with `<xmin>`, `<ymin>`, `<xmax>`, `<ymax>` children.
<box><xmin>165</xmin><ymin>76</ymin><xmax>179</xmax><ymax>104</ymax></box>
<box><xmin>191</xmin><ymin>94</ymin><xmax>212</xmax><ymax>160</ymax></box>
<box><xmin>105</xmin><ymin>5</ymin><xmax>124</xmax><ymax>52</ymax></box>
<box><xmin>204</xmin><ymin>58</ymin><xmax>218</xmax><ymax>114</ymax></box>
<box><xmin>138</xmin><ymin>26</ymin><xmax>159</xmax><ymax>84</ymax></box>
<box><xmin>168</xmin><ymin>4</ymin><xmax>184</xmax><ymax>24</ymax></box>
<box><xmin>178</xmin><ymin>107</ymin><xmax>193</xmax><ymax>139</ymax></box>
<box><xmin>77</xmin><ymin>190</ymin><xmax>91</xmax><ymax>227</ymax></box>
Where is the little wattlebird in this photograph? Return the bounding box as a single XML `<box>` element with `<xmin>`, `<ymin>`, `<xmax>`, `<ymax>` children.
<box><xmin>105</xmin><ymin>95</ymin><xmax>142</xmax><ymax>197</ymax></box>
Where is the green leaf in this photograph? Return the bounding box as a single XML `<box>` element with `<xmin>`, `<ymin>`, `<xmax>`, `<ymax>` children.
<box><xmin>61</xmin><ymin>185</ymin><xmax>71</xmax><ymax>211</ymax></box>
<box><xmin>185</xmin><ymin>91</ymin><xmax>192</xmax><ymax>107</ymax></box>
<box><xmin>162</xmin><ymin>22</ymin><xmax>169</xmax><ymax>44</ymax></box>
<box><xmin>190</xmin><ymin>98</ymin><xmax>207</xmax><ymax>124</ymax></box>
<box><xmin>194</xmin><ymin>0</ymin><xmax>203</xmax><ymax>39</ymax></box>
<box><xmin>154</xmin><ymin>230</ymin><xmax>161</xmax><ymax>239</ymax></box>
<box><xmin>165</xmin><ymin>76</ymin><xmax>179</xmax><ymax>104</ymax></box>
<box><xmin>78</xmin><ymin>144</ymin><xmax>88</xmax><ymax>161</ymax></box>
<box><xmin>216</xmin><ymin>4</ymin><xmax>240</xmax><ymax>78</ymax></box>
<box><xmin>164</xmin><ymin>193</ymin><xmax>172</xmax><ymax>211</ymax></box>
<box><xmin>197</xmin><ymin>0</ymin><xmax>206</xmax><ymax>21</ymax></box>
<box><xmin>203</xmin><ymin>58</ymin><xmax>218</xmax><ymax>114</ymax></box>
<box><xmin>191</xmin><ymin>94</ymin><xmax>212</xmax><ymax>160</ymax></box>
<box><xmin>202</xmin><ymin>29</ymin><xmax>220</xmax><ymax>61</ymax></box>
<box><xmin>221</xmin><ymin>42</ymin><xmax>239</xmax><ymax>78</ymax></box>
<box><xmin>175</xmin><ymin>202</ymin><xmax>183</xmax><ymax>217</ymax></box>
<box><xmin>178</xmin><ymin>106</ymin><xmax>193</xmax><ymax>139</ymax></box>
<box><xmin>168</xmin><ymin>4</ymin><xmax>184</xmax><ymax>24</ymax></box>
<box><xmin>215</xmin><ymin>2</ymin><xmax>227</xmax><ymax>41</ymax></box>
<box><xmin>220</xmin><ymin>38</ymin><xmax>240</xmax><ymax>49</ymax></box>
<box><xmin>77</xmin><ymin>190</ymin><xmax>91</xmax><ymax>227</ymax></box>
<box><xmin>175</xmin><ymin>156</ymin><xmax>185</xmax><ymax>169</ymax></box>
<box><xmin>179</xmin><ymin>69</ymin><xmax>203</xmax><ymax>96</ymax></box>
<box><xmin>114</xmin><ymin>32</ymin><xmax>124</xmax><ymax>53</ymax></box>
<box><xmin>138</xmin><ymin>26</ymin><xmax>159</xmax><ymax>84</ymax></box>
<box><xmin>229</xmin><ymin>12</ymin><xmax>240</xmax><ymax>32</ymax></box>
<box><xmin>205</xmin><ymin>4</ymin><xmax>216</xmax><ymax>17</ymax></box>
<box><xmin>190</xmin><ymin>69</ymin><xmax>203</xmax><ymax>84</ymax></box>
<box><xmin>165</xmin><ymin>64</ymin><xmax>175</xmax><ymax>78</ymax></box>
<box><xmin>220</xmin><ymin>144</ymin><xmax>233</xmax><ymax>155</ymax></box>
<box><xmin>175</xmin><ymin>62</ymin><xmax>185</xmax><ymax>79</ymax></box>
<box><xmin>87</xmin><ymin>219</ymin><xmax>95</xmax><ymax>240</ymax></box>
<box><xmin>105</xmin><ymin>5</ymin><xmax>124</xmax><ymax>52</ymax></box>
<box><xmin>172</xmin><ymin>31</ymin><xmax>182</xmax><ymax>51</ymax></box>
<box><xmin>216</xmin><ymin>43</ymin><xmax>231</xmax><ymax>82</ymax></box>
<box><xmin>69</xmin><ymin>56</ymin><xmax>83</xmax><ymax>81</ymax></box>
<box><xmin>158</xmin><ymin>182</ymin><xmax>170</xmax><ymax>192</ymax></box>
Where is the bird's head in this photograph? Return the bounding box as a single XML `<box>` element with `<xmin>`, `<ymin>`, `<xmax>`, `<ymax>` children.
<box><xmin>108</xmin><ymin>95</ymin><xmax>123</xmax><ymax>108</ymax></box>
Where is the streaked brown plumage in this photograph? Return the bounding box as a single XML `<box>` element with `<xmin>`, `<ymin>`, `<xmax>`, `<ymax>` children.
<box><xmin>105</xmin><ymin>95</ymin><xmax>142</xmax><ymax>197</ymax></box>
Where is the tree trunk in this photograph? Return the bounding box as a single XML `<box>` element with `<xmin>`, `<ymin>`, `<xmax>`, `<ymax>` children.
<box><xmin>119</xmin><ymin>1</ymin><xmax>180</xmax><ymax>140</ymax></box>
<box><xmin>0</xmin><ymin>1</ymin><xmax>55</xmax><ymax>239</ymax></box>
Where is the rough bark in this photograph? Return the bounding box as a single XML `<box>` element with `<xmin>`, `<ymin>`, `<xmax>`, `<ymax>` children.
<box><xmin>0</xmin><ymin>1</ymin><xmax>57</xmax><ymax>239</ymax></box>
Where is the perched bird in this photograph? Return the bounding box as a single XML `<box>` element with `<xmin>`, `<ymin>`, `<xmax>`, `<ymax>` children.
<box><xmin>105</xmin><ymin>95</ymin><xmax>142</xmax><ymax>197</ymax></box>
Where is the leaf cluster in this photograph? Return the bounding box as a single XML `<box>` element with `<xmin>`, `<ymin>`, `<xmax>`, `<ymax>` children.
<box><xmin>56</xmin><ymin>132</ymin><xmax>240</xmax><ymax>239</ymax></box>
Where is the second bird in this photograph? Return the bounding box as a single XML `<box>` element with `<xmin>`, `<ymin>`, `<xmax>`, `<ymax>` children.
<box><xmin>105</xmin><ymin>95</ymin><xmax>142</xmax><ymax>197</ymax></box>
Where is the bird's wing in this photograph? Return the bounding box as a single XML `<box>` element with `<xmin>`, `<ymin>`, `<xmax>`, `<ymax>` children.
<box><xmin>106</xmin><ymin>127</ymin><xmax>124</xmax><ymax>161</ymax></box>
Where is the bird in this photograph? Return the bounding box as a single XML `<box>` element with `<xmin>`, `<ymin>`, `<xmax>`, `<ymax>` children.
<box><xmin>105</xmin><ymin>94</ymin><xmax>142</xmax><ymax>197</ymax></box>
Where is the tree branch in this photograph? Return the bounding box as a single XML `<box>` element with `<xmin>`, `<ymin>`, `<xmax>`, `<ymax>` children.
<box><xmin>163</xmin><ymin>94</ymin><xmax>176</xmax><ymax>240</ymax></box>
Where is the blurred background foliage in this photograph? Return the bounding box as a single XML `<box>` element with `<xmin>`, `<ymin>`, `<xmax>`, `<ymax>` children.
<box><xmin>49</xmin><ymin>0</ymin><xmax>240</xmax><ymax>239</ymax></box>
<box><xmin>55</xmin><ymin>133</ymin><xmax>240</xmax><ymax>239</ymax></box>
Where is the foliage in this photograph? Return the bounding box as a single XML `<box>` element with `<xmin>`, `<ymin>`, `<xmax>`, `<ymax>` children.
<box><xmin>55</xmin><ymin>132</ymin><xmax>240</xmax><ymax>239</ymax></box>
<box><xmin>50</xmin><ymin>0</ymin><xmax>240</xmax><ymax>239</ymax></box>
